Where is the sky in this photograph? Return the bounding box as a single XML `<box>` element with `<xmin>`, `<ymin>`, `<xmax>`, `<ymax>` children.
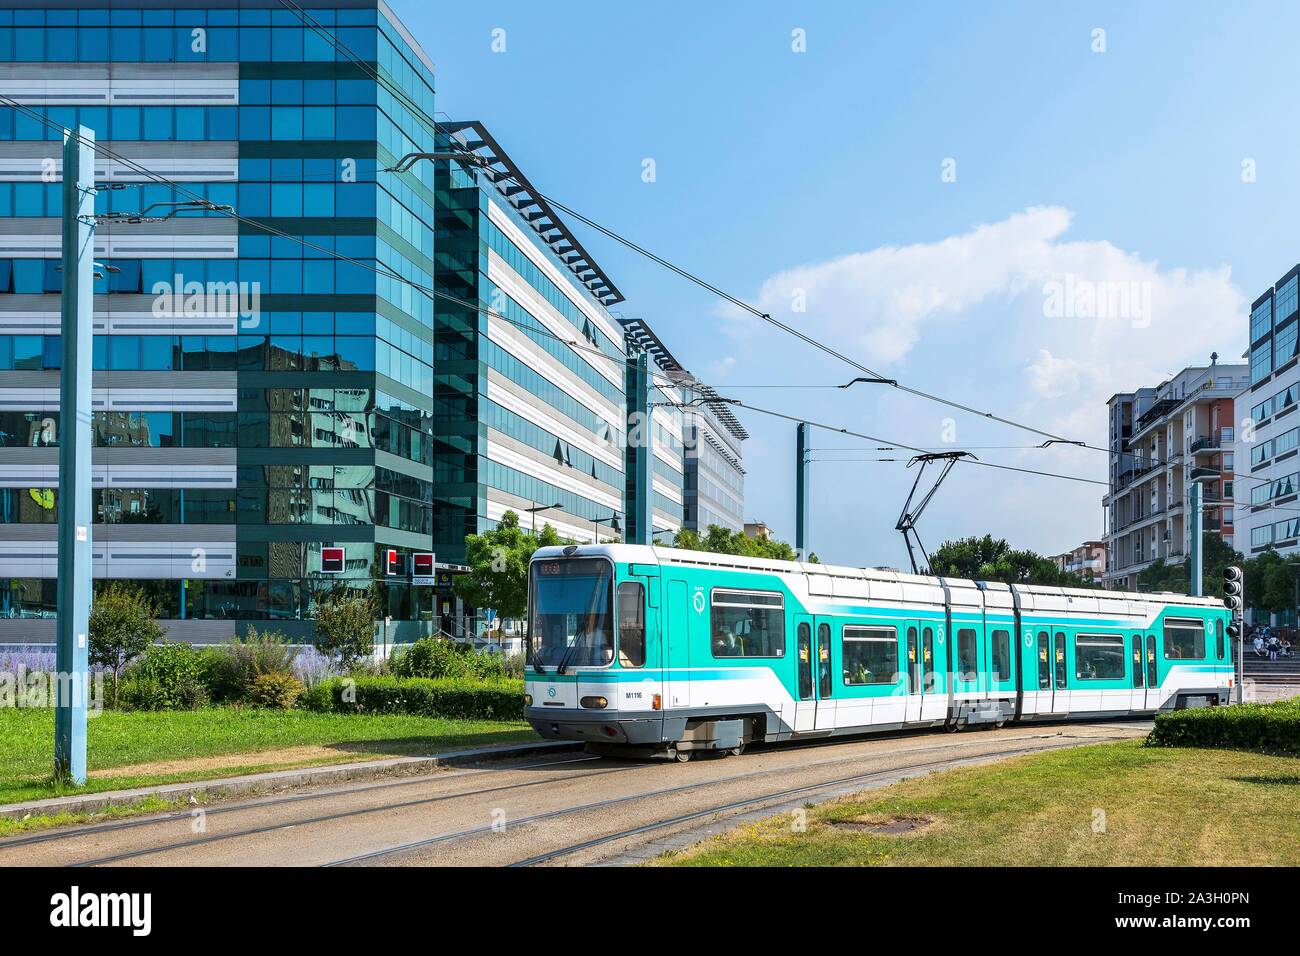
<box><xmin>391</xmin><ymin>0</ymin><xmax>1300</xmax><ymax>568</ymax></box>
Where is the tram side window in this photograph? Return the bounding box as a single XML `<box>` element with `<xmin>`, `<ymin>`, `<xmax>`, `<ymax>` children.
<box><xmin>842</xmin><ymin>626</ymin><xmax>898</xmax><ymax>685</ymax></box>
<box><xmin>1163</xmin><ymin>619</ymin><xmax>1205</xmax><ymax>660</ymax></box>
<box><xmin>990</xmin><ymin>630</ymin><xmax>1011</xmax><ymax>681</ymax></box>
<box><xmin>957</xmin><ymin>628</ymin><xmax>978</xmax><ymax>681</ymax></box>
<box><xmin>1216</xmin><ymin>619</ymin><xmax>1224</xmax><ymax>659</ymax></box>
<box><xmin>1075</xmin><ymin>634</ymin><xmax>1125</xmax><ymax>680</ymax></box>
<box><xmin>616</xmin><ymin>582</ymin><xmax>645</xmax><ymax>668</ymax></box>
<box><xmin>710</xmin><ymin>589</ymin><xmax>785</xmax><ymax>658</ymax></box>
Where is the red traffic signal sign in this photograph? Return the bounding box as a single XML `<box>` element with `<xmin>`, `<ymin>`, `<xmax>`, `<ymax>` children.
<box><xmin>321</xmin><ymin>546</ymin><xmax>345</xmax><ymax>574</ymax></box>
<box><xmin>412</xmin><ymin>553</ymin><xmax>435</xmax><ymax>577</ymax></box>
<box><xmin>385</xmin><ymin>548</ymin><xmax>402</xmax><ymax>576</ymax></box>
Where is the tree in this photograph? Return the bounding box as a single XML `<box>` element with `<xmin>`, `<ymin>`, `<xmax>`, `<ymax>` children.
<box><xmin>313</xmin><ymin>590</ymin><xmax>377</xmax><ymax>670</ymax></box>
<box><xmin>927</xmin><ymin>535</ymin><xmax>1097</xmax><ymax>587</ymax></box>
<box><xmin>668</xmin><ymin>524</ymin><xmax>808</xmax><ymax>562</ymax></box>
<box><xmin>1242</xmin><ymin>548</ymin><xmax>1300</xmax><ymax>618</ymax></box>
<box><xmin>455</xmin><ymin>510</ymin><xmax>569</xmax><ymax>621</ymax></box>
<box><xmin>89</xmin><ymin>582</ymin><xmax>165</xmax><ymax>706</ymax></box>
<box><xmin>1136</xmin><ymin>534</ymin><xmax>1243</xmax><ymax>598</ymax></box>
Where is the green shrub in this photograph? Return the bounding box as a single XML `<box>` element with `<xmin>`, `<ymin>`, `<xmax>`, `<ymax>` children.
<box><xmin>300</xmin><ymin>675</ymin><xmax>524</xmax><ymax>721</ymax></box>
<box><xmin>117</xmin><ymin>675</ymin><xmax>166</xmax><ymax>711</ymax></box>
<box><xmin>391</xmin><ymin>637</ymin><xmax>510</xmax><ymax>681</ymax></box>
<box><xmin>249</xmin><ymin>671</ymin><xmax>305</xmax><ymax>709</ymax></box>
<box><xmin>1146</xmin><ymin>698</ymin><xmax>1300</xmax><ymax>756</ymax></box>
<box><xmin>201</xmin><ymin>628</ymin><xmax>298</xmax><ymax>703</ymax></box>
<box><xmin>123</xmin><ymin>641</ymin><xmax>207</xmax><ymax>710</ymax></box>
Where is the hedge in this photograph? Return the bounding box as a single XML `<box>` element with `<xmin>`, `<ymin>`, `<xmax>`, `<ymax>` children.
<box><xmin>299</xmin><ymin>675</ymin><xmax>525</xmax><ymax>721</ymax></box>
<box><xmin>1146</xmin><ymin>698</ymin><xmax>1300</xmax><ymax>756</ymax></box>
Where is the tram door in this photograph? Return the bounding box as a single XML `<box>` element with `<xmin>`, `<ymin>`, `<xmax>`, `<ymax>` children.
<box><xmin>814</xmin><ymin>620</ymin><xmax>836</xmax><ymax>731</ymax></box>
<box><xmin>904</xmin><ymin>623</ymin><xmax>923</xmax><ymax>722</ymax></box>
<box><xmin>793</xmin><ymin>614</ymin><xmax>816</xmax><ymax>732</ymax></box>
<box><xmin>1129</xmin><ymin>634</ymin><xmax>1145</xmax><ymax>711</ymax></box>
<box><xmin>1052</xmin><ymin>631</ymin><xmax>1069</xmax><ymax>714</ymax></box>
<box><xmin>1144</xmin><ymin>634</ymin><xmax>1159</xmax><ymax>709</ymax></box>
<box><xmin>664</xmin><ymin>580</ymin><xmax>689</xmax><ymax>710</ymax></box>
<box><xmin>920</xmin><ymin>623</ymin><xmax>946</xmax><ymax>721</ymax></box>
<box><xmin>1034</xmin><ymin>630</ymin><xmax>1054</xmax><ymax>714</ymax></box>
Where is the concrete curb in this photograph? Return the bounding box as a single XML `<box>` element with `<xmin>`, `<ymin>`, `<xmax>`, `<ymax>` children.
<box><xmin>0</xmin><ymin>739</ymin><xmax>583</xmax><ymax>822</ymax></box>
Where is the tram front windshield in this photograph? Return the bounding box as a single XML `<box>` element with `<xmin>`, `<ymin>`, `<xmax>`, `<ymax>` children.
<box><xmin>528</xmin><ymin>558</ymin><xmax>614</xmax><ymax>668</ymax></box>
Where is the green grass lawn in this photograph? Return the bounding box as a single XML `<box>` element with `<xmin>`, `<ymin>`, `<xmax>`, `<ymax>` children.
<box><xmin>0</xmin><ymin>707</ymin><xmax>537</xmax><ymax>809</ymax></box>
<box><xmin>658</xmin><ymin>739</ymin><xmax>1300</xmax><ymax>867</ymax></box>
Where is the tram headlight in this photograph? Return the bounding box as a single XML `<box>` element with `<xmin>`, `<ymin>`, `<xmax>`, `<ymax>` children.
<box><xmin>580</xmin><ymin>696</ymin><xmax>608</xmax><ymax>709</ymax></box>
<box><xmin>523</xmin><ymin>694</ymin><xmax>533</xmax><ymax>706</ymax></box>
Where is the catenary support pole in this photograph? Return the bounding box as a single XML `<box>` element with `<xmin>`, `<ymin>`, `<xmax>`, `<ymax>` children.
<box><xmin>54</xmin><ymin>125</ymin><xmax>95</xmax><ymax>786</ymax></box>
<box><xmin>795</xmin><ymin>422</ymin><xmax>810</xmax><ymax>559</ymax></box>
<box><xmin>627</xmin><ymin>351</ymin><xmax>652</xmax><ymax>545</ymax></box>
<box><xmin>1189</xmin><ymin>480</ymin><xmax>1203</xmax><ymax>597</ymax></box>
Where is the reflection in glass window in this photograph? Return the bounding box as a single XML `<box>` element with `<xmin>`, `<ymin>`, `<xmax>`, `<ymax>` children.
<box><xmin>616</xmin><ymin>582</ymin><xmax>645</xmax><ymax>668</ymax></box>
<box><xmin>990</xmin><ymin>629</ymin><xmax>1011</xmax><ymax>681</ymax></box>
<box><xmin>1075</xmin><ymin>634</ymin><xmax>1125</xmax><ymax>680</ymax></box>
<box><xmin>842</xmin><ymin>626</ymin><xmax>898</xmax><ymax>685</ymax></box>
<box><xmin>957</xmin><ymin>628</ymin><xmax>978</xmax><ymax>681</ymax></box>
<box><xmin>1163</xmin><ymin>619</ymin><xmax>1205</xmax><ymax>660</ymax></box>
<box><xmin>710</xmin><ymin>589</ymin><xmax>784</xmax><ymax>658</ymax></box>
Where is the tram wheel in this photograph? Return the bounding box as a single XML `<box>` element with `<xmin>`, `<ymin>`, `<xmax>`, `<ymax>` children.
<box><xmin>728</xmin><ymin>742</ymin><xmax>746</xmax><ymax>757</ymax></box>
<box><xmin>672</xmin><ymin>748</ymin><xmax>693</xmax><ymax>763</ymax></box>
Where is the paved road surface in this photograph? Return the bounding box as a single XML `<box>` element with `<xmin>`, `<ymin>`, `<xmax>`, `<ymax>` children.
<box><xmin>1</xmin><ymin>720</ymin><xmax>1152</xmax><ymax>868</ymax></box>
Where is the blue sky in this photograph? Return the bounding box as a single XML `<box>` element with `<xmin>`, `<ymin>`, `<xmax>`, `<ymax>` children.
<box><xmin>392</xmin><ymin>0</ymin><xmax>1300</xmax><ymax>567</ymax></box>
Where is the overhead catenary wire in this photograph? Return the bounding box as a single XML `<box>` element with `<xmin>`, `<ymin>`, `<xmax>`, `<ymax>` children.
<box><xmin>272</xmin><ymin>0</ymin><xmax>1285</xmax><ymax>507</ymax></box>
<box><xmin>0</xmin><ymin>96</ymin><xmax>1181</xmax><ymax>496</ymax></box>
<box><xmin>269</xmin><ymin>0</ymin><xmax>1097</xmax><ymax>450</ymax></box>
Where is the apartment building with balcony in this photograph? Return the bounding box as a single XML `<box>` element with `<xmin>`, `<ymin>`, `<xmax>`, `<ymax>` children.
<box><xmin>1104</xmin><ymin>358</ymin><xmax>1246</xmax><ymax>590</ymax></box>
<box><xmin>1236</xmin><ymin>264</ymin><xmax>1300</xmax><ymax>558</ymax></box>
<box><xmin>1052</xmin><ymin>539</ymin><xmax>1107</xmax><ymax>585</ymax></box>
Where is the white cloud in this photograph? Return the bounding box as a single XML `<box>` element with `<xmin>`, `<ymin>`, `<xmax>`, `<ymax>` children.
<box><xmin>709</xmin><ymin>207</ymin><xmax>1247</xmax><ymax>566</ymax></box>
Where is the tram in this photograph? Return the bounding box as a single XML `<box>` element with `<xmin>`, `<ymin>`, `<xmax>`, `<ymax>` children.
<box><xmin>523</xmin><ymin>543</ymin><xmax>1233</xmax><ymax>760</ymax></box>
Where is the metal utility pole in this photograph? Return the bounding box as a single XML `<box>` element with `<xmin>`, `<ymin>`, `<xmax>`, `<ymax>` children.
<box><xmin>54</xmin><ymin>126</ymin><xmax>95</xmax><ymax>786</ymax></box>
<box><xmin>1189</xmin><ymin>481</ymin><xmax>1203</xmax><ymax>596</ymax></box>
<box><xmin>626</xmin><ymin>351</ymin><xmax>652</xmax><ymax>545</ymax></box>
<box><xmin>795</xmin><ymin>422</ymin><xmax>810</xmax><ymax>559</ymax></box>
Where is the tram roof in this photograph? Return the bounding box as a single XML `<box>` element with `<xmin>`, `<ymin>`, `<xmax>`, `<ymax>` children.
<box><xmin>532</xmin><ymin>543</ymin><xmax>1225</xmax><ymax>613</ymax></box>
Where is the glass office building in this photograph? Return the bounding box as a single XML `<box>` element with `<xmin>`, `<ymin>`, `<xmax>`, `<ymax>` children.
<box><xmin>621</xmin><ymin>317</ymin><xmax>744</xmax><ymax>537</ymax></box>
<box><xmin>432</xmin><ymin>121</ymin><xmax>631</xmax><ymax>563</ymax></box>
<box><xmin>0</xmin><ymin>0</ymin><xmax>439</xmax><ymax>640</ymax></box>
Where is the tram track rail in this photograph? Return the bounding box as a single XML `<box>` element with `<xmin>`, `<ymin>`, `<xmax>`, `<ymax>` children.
<box><xmin>508</xmin><ymin>739</ymin><xmax>1089</xmax><ymax>867</ymax></box>
<box><xmin>0</xmin><ymin>752</ymin><xmax>603</xmax><ymax>852</ymax></box>
<box><xmin>6</xmin><ymin>719</ymin><xmax>1148</xmax><ymax>867</ymax></box>
<box><xmin>323</xmin><ymin>730</ymin><xmax>1120</xmax><ymax>867</ymax></box>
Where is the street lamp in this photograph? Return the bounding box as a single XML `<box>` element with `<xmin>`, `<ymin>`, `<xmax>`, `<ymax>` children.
<box><xmin>593</xmin><ymin>511</ymin><xmax>621</xmax><ymax>544</ymax></box>
<box><xmin>525</xmin><ymin>502</ymin><xmax>562</xmax><ymax>535</ymax></box>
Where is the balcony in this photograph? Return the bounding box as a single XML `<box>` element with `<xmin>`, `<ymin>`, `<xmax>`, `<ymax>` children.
<box><xmin>1135</xmin><ymin>398</ymin><xmax>1179</xmax><ymax>432</ymax></box>
<box><xmin>1189</xmin><ymin>466</ymin><xmax>1220</xmax><ymax>482</ymax></box>
<box><xmin>1189</xmin><ymin>435</ymin><xmax>1220</xmax><ymax>455</ymax></box>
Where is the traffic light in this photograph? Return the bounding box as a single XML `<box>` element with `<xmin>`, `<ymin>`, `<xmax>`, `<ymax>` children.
<box><xmin>1227</xmin><ymin>620</ymin><xmax>1242</xmax><ymax>640</ymax></box>
<box><xmin>321</xmin><ymin>546</ymin><xmax>345</xmax><ymax>574</ymax></box>
<box><xmin>1223</xmin><ymin>565</ymin><xmax>1244</xmax><ymax>613</ymax></box>
<box><xmin>385</xmin><ymin>548</ymin><xmax>402</xmax><ymax>576</ymax></box>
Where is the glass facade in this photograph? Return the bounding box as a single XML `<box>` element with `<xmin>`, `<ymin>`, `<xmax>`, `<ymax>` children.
<box><xmin>432</xmin><ymin>124</ymin><xmax>633</xmax><ymax>562</ymax></box>
<box><xmin>0</xmin><ymin>1</ymin><xmax>439</xmax><ymax>638</ymax></box>
<box><xmin>0</xmin><ymin>2</ymin><xmax>744</xmax><ymax>640</ymax></box>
